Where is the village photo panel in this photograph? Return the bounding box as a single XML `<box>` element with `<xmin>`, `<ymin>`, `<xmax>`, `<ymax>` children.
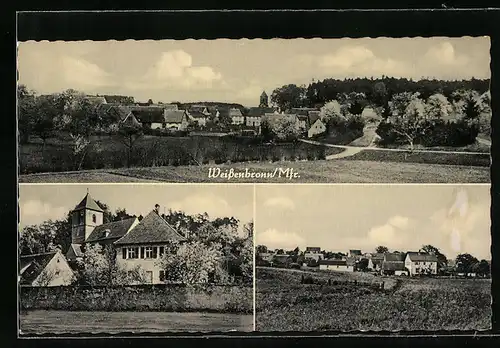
<box><xmin>18</xmin><ymin>184</ymin><xmax>254</xmax><ymax>335</ymax></box>
<box><xmin>254</xmin><ymin>184</ymin><xmax>492</xmax><ymax>332</ymax></box>
<box><xmin>17</xmin><ymin>37</ymin><xmax>490</xmax><ymax>184</ymax></box>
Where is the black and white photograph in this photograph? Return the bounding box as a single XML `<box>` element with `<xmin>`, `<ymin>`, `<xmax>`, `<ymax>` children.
<box><xmin>255</xmin><ymin>184</ymin><xmax>491</xmax><ymax>331</ymax></box>
<box><xmin>18</xmin><ymin>184</ymin><xmax>254</xmax><ymax>335</ymax></box>
<box><xmin>17</xmin><ymin>37</ymin><xmax>490</xmax><ymax>184</ymax></box>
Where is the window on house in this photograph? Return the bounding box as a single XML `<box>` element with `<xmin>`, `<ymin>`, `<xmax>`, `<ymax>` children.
<box><xmin>140</xmin><ymin>247</ymin><xmax>145</xmax><ymax>259</ymax></box>
<box><xmin>92</xmin><ymin>214</ymin><xmax>96</xmax><ymax>223</ymax></box>
<box><xmin>55</xmin><ymin>270</ymin><xmax>60</xmax><ymax>276</ymax></box>
<box><xmin>122</xmin><ymin>248</ymin><xmax>127</xmax><ymax>259</ymax></box>
<box><xmin>127</xmin><ymin>247</ymin><xmax>138</xmax><ymax>259</ymax></box>
<box><xmin>159</xmin><ymin>246</ymin><xmax>165</xmax><ymax>257</ymax></box>
<box><xmin>159</xmin><ymin>270</ymin><xmax>166</xmax><ymax>282</ymax></box>
<box><xmin>79</xmin><ymin>211</ymin><xmax>84</xmax><ymax>224</ymax></box>
<box><xmin>152</xmin><ymin>247</ymin><xmax>158</xmax><ymax>258</ymax></box>
<box><xmin>145</xmin><ymin>247</ymin><xmax>153</xmax><ymax>259</ymax></box>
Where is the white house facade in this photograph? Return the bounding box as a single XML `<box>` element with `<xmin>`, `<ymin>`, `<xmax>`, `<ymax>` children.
<box><xmin>319</xmin><ymin>259</ymin><xmax>354</xmax><ymax>272</ymax></box>
<box><xmin>405</xmin><ymin>252</ymin><xmax>438</xmax><ymax>276</ymax></box>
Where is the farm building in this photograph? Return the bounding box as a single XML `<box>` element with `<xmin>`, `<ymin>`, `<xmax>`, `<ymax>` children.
<box><xmin>258</xmin><ymin>252</ymin><xmax>275</xmax><ymax>262</ymax></box>
<box><xmin>245</xmin><ymin>107</ymin><xmax>276</xmax><ymax>127</ymax></box>
<box><xmin>132</xmin><ymin>108</ymin><xmax>165</xmax><ymax>129</ymax></box>
<box><xmin>188</xmin><ymin>110</ymin><xmax>208</xmax><ymax>127</ymax></box>
<box><xmin>381</xmin><ymin>253</ymin><xmax>408</xmax><ymax>276</ymax></box>
<box><xmin>271</xmin><ymin>254</ymin><xmax>292</xmax><ymax>268</ymax></box>
<box><xmin>319</xmin><ymin>259</ymin><xmax>354</xmax><ymax>272</ymax></box>
<box><xmin>405</xmin><ymin>252</ymin><xmax>438</xmax><ymax>276</ymax></box>
<box><xmin>367</xmin><ymin>253</ymin><xmax>384</xmax><ymax>271</ymax></box>
<box><xmin>165</xmin><ymin>110</ymin><xmax>190</xmax><ymax>130</ymax></box>
<box><xmin>20</xmin><ymin>250</ymin><xmax>75</xmax><ymax>287</ymax></box>
<box><xmin>304</xmin><ymin>247</ymin><xmax>324</xmax><ymax>262</ymax></box>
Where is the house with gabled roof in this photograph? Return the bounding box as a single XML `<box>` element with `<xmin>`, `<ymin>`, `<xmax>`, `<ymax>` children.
<box><xmin>304</xmin><ymin>247</ymin><xmax>324</xmax><ymax>262</ymax></box>
<box><xmin>132</xmin><ymin>108</ymin><xmax>165</xmax><ymax>129</ymax></box>
<box><xmin>20</xmin><ymin>250</ymin><xmax>74</xmax><ymax>287</ymax></box>
<box><xmin>64</xmin><ymin>192</ymin><xmax>187</xmax><ymax>284</ymax></box>
<box><xmin>86</xmin><ymin>95</ymin><xmax>108</xmax><ymax>105</ymax></box>
<box><xmin>165</xmin><ymin>110</ymin><xmax>189</xmax><ymax>130</ymax></box>
<box><xmin>229</xmin><ymin>108</ymin><xmax>245</xmax><ymax>125</ymax></box>
<box><xmin>114</xmin><ymin>209</ymin><xmax>187</xmax><ymax>284</ymax></box>
<box><xmin>367</xmin><ymin>253</ymin><xmax>384</xmax><ymax>271</ymax></box>
<box><xmin>307</xmin><ymin>111</ymin><xmax>326</xmax><ymax>138</ymax></box>
<box><xmin>187</xmin><ymin>110</ymin><xmax>208</xmax><ymax>127</ymax></box>
<box><xmin>245</xmin><ymin>107</ymin><xmax>276</xmax><ymax>128</ymax></box>
<box><xmin>381</xmin><ymin>253</ymin><xmax>408</xmax><ymax>276</ymax></box>
<box><xmin>405</xmin><ymin>252</ymin><xmax>438</xmax><ymax>276</ymax></box>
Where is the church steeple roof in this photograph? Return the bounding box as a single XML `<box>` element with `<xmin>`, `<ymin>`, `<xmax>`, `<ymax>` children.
<box><xmin>73</xmin><ymin>192</ymin><xmax>104</xmax><ymax>213</ymax></box>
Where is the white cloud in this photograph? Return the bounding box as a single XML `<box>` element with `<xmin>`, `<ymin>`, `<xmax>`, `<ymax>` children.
<box><xmin>263</xmin><ymin>196</ymin><xmax>295</xmax><ymax>211</ymax></box>
<box><xmin>367</xmin><ymin>215</ymin><xmax>412</xmax><ymax>250</ymax></box>
<box><xmin>168</xmin><ymin>194</ymin><xmax>232</xmax><ymax>219</ymax></box>
<box><xmin>422</xmin><ymin>42</ymin><xmax>469</xmax><ymax>67</ymax></box>
<box><xmin>129</xmin><ymin>50</ymin><xmax>223</xmax><ymax>90</ymax></box>
<box><xmin>388</xmin><ymin>215</ymin><xmax>410</xmax><ymax>230</ymax></box>
<box><xmin>257</xmin><ymin>228</ymin><xmax>305</xmax><ymax>250</ymax></box>
<box><xmin>20</xmin><ymin>200</ymin><xmax>68</xmax><ymax>228</ymax></box>
<box><xmin>17</xmin><ymin>47</ymin><xmax>113</xmax><ymax>93</ymax></box>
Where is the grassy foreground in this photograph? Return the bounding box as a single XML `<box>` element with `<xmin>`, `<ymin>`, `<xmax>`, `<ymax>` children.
<box><xmin>255</xmin><ymin>267</ymin><xmax>491</xmax><ymax>332</ymax></box>
<box><xmin>20</xmin><ymin>157</ymin><xmax>490</xmax><ymax>183</ymax></box>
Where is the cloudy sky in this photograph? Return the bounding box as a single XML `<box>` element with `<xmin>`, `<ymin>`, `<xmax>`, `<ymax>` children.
<box><xmin>256</xmin><ymin>184</ymin><xmax>491</xmax><ymax>260</ymax></box>
<box><xmin>17</xmin><ymin>37</ymin><xmax>490</xmax><ymax>106</ymax></box>
<box><xmin>19</xmin><ymin>184</ymin><xmax>253</xmax><ymax>234</ymax></box>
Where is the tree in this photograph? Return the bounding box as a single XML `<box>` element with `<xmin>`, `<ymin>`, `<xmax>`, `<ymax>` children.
<box><xmin>384</xmin><ymin>92</ymin><xmax>430</xmax><ymax>151</ymax></box>
<box><xmin>261</xmin><ymin>115</ymin><xmax>301</xmax><ymax>142</ymax></box>
<box><xmin>157</xmin><ymin>241</ymin><xmax>228</xmax><ymax>284</ymax></box>
<box><xmin>147</xmin><ymin>99</ymin><xmax>154</xmax><ymax>105</ymax></box>
<box><xmin>357</xmin><ymin>258</ymin><xmax>369</xmax><ymax>271</ymax></box>
<box><xmin>338</xmin><ymin>92</ymin><xmax>367</xmax><ymax>115</ymax></box>
<box><xmin>420</xmin><ymin>245</ymin><xmax>448</xmax><ymax>271</ymax></box>
<box><xmin>113</xmin><ymin>208</ymin><xmax>136</xmax><ymax>222</ymax></box>
<box><xmin>372</xmin><ymin>81</ymin><xmax>388</xmax><ymax>106</ymax></box>
<box><xmin>115</xmin><ymin>119</ymin><xmax>144</xmax><ymax>168</ymax></box>
<box><xmin>319</xmin><ymin>100</ymin><xmax>344</xmax><ymax>123</ymax></box>
<box><xmin>270</xmin><ymin>84</ymin><xmax>307</xmax><ymax>111</ymax></box>
<box><xmin>425</xmin><ymin>93</ymin><xmax>453</xmax><ymax>120</ymax></box>
<box><xmin>31</xmin><ymin>95</ymin><xmax>60</xmax><ymax>151</ymax></box>
<box><xmin>455</xmin><ymin>253</ymin><xmax>479</xmax><ymax>274</ymax></box>
<box><xmin>375</xmin><ymin>246</ymin><xmax>389</xmax><ymax>254</ymax></box>
<box><xmin>476</xmin><ymin>260</ymin><xmax>490</xmax><ymax>277</ymax></box>
<box><xmin>256</xmin><ymin>245</ymin><xmax>268</xmax><ymax>254</ymax></box>
<box><xmin>17</xmin><ymin>84</ymin><xmax>37</xmax><ymax>144</ymax></box>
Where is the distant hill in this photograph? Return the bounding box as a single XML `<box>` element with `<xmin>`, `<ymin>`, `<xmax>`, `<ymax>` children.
<box><xmin>174</xmin><ymin>102</ymin><xmax>246</xmax><ymax>110</ymax></box>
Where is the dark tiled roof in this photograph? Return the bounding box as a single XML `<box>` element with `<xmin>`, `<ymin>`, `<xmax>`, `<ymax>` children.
<box><xmin>19</xmin><ymin>251</ymin><xmax>58</xmax><ymax>285</ymax></box>
<box><xmin>67</xmin><ymin>244</ymin><xmax>84</xmax><ymax>258</ymax></box>
<box><xmin>229</xmin><ymin>108</ymin><xmax>243</xmax><ymax>117</ymax></box>
<box><xmin>103</xmin><ymin>95</ymin><xmax>135</xmax><ymax>104</ymax></box>
<box><xmin>320</xmin><ymin>259</ymin><xmax>348</xmax><ymax>266</ymax></box>
<box><xmin>308</xmin><ymin>111</ymin><xmax>321</xmax><ymax>124</ymax></box>
<box><xmin>189</xmin><ymin>105</ymin><xmax>209</xmax><ymax>113</ymax></box>
<box><xmin>163</xmin><ymin>104</ymin><xmax>179</xmax><ymax>111</ymax></box>
<box><xmin>384</xmin><ymin>253</ymin><xmax>406</xmax><ymax>262</ymax></box>
<box><xmin>73</xmin><ymin>193</ymin><xmax>104</xmax><ymax>213</ymax></box>
<box><xmin>165</xmin><ymin>110</ymin><xmax>187</xmax><ymax>123</ymax></box>
<box><xmin>114</xmin><ymin>211</ymin><xmax>186</xmax><ymax>245</ymax></box>
<box><xmin>107</xmin><ymin>105</ymin><xmax>132</xmax><ymax>122</ymax></box>
<box><xmin>346</xmin><ymin>257</ymin><xmax>357</xmax><ymax>266</ymax></box>
<box><xmin>247</xmin><ymin>107</ymin><xmax>276</xmax><ymax>117</ymax></box>
<box><xmin>86</xmin><ymin>217</ymin><xmax>137</xmax><ymax>243</ymax></box>
<box><xmin>349</xmin><ymin>249</ymin><xmax>362</xmax><ymax>255</ymax></box>
<box><xmin>189</xmin><ymin>110</ymin><xmax>208</xmax><ymax>119</ymax></box>
<box><xmin>382</xmin><ymin>261</ymin><xmax>406</xmax><ymax>271</ymax></box>
<box><xmin>305</xmin><ymin>247</ymin><xmax>321</xmax><ymax>252</ymax></box>
<box><xmin>86</xmin><ymin>96</ymin><xmax>107</xmax><ymax>104</ymax></box>
<box><xmin>122</xmin><ymin>113</ymin><xmax>142</xmax><ymax>127</ymax></box>
<box><xmin>132</xmin><ymin>109</ymin><xmax>165</xmax><ymax>124</ymax></box>
<box><xmin>407</xmin><ymin>252</ymin><xmax>438</xmax><ymax>262</ymax></box>
<box><xmin>290</xmin><ymin>107</ymin><xmax>319</xmax><ymax>116</ymax></box>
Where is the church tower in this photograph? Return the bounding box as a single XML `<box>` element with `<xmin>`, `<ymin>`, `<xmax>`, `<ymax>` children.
<box><xmin>259</xmin><ymin>91</ymin><xmax>269</xmax><ymax>108</ymax></box>
<box><xmin>70</xmin><ymin>190</ymin><xmax>104</xmax><ymax>244</ymax></box>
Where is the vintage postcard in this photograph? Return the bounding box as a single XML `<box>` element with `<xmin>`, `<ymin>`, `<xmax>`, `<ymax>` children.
<box><xmin>18</xmin><ymin>184</ymin><xmax>254</xmax><ymax>335</ymax></box>
<box><xmin>255</xmin><ymin>184</ymin><xmax>491</xmax><ymax>331</ymax></box>
<box><xmin>17</xmin><ymin>37</ymin><xmax>491</xmax><ymax>184</ymax></box>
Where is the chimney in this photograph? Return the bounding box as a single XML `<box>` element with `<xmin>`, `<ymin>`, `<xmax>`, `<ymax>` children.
<box><xmin>154</xmin><ymin>204</ymin><xmax>160</xmax><ymax>215</ymax></box>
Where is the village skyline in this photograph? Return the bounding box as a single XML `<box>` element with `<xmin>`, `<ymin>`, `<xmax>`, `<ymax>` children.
<box><xmin>19</xmin><ymin>185</ymin><xmax>254</xmax><ymax>233</ymax></box>
<box><xmin>255</xmin><ymin>185</ymin><xmax>491</xmax><ymax>260</ymax></box>
<box><xmin>17</xmin><ymin>37</ymin><xmax>490</xmax><ymax>106</ymax></box>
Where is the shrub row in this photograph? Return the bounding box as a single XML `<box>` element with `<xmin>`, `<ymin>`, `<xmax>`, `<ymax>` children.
<box><xmin>20</xmin><ymin>284</ymin><xmax>253</xmax><ymax>314</ymax></box>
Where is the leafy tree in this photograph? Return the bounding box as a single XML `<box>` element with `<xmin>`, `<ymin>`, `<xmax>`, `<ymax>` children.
<box><xmin>115</xmin><ymin>119</ymin><xmax>144</xmax><ymax>168</ymax></box>
<box><xmin>420</xmin><ymin>244</ymin><xmax>448</xmax><ymax>270</ymax></box>
<box><xmin>425</xmin><ymin>93</ymin><xmax>454</xmax><ymax>120</ymax></box>
<box><xmin>256</xmin><ymin>245</ymin><xmax>268</xmax><ymax>254</ymax></box>
<box><xmin>261</xmin><ymin>115</ymin><xmax>301</xmax><ymax>142</ymax></box>
<box><xmin>455</xmin><ymin>253</ymin><xmax>479</xmax><ymax>273</ymax></box>
<box><xmin>357</xmin><ymin>258</ymin><xmax>369</xmax><ymax>271</ymax></box>
<box><xmin>276</xmin><ymin>249</ymin><xmax>284</xmax><ymax>255</ymax></box>
<box><xmin>113</xmin><ymin>208</ymin><xmax>136</xmax><ymax>222</ymax></box>
<box><xmin>319</xmin><ymin>100</ymin><xmax>343</xmax><ymax>123</ymax></box>
<box><xmin>372</xmin><ymin>81</ymin><xmax>388</xmax><ymax>106</ymax></box>
<box><xmin>476</xmin><ymin>259</ymin><xmax>490</xmax><ymax>277</ymax></box>
<box><xmin>157</xmin><ymin>241</ymin><xmax>228</xmax><ymax>284</ymax></box>
<box><xmin>338</xmin><ymin>92</ymin><xmax>367</xmax><ymax>115</ymax></box>
<box><xmin>375</xmin><ymin>246</ymin><xmax>389</xmax><ymax>254</ymax></box>
<box><xmin>17</xmin><ymin>84</ymin><xmax>37</xmax><ymax>144</ymax></box>
<box><xmin>270</xmin><ymin>84</ymin><xmax>307</xmax><ymax>111</ymax></box>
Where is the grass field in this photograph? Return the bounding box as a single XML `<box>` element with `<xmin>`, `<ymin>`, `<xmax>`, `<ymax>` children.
<box><xmin>255</xmin><ymin>267</ymin><xmax>491</xmax><ymax>332</ymax></box>
<box><xmin>20</xmin><ymin>156</ymin><xmax>490</xmax><ymax>183</ymax></box>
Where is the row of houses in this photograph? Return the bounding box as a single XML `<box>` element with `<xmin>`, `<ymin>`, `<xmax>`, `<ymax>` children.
<box><xmin>258</xmin><ymin>247</ymin><xmax>440</xmax><ymax>276</ymax></box>
<box><xmin>86</xmin><ymin>94</ymin><xmax>332</xmax><ymax>138</ymax></box>
<box><xmin>20</xmin><ymin>192</ymin><xmax>189</xmax><ymax>286</ymax></box>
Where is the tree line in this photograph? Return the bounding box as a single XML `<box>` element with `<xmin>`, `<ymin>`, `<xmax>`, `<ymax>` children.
<box><xmin>19</xmin><ymin>203</ymin><xmax>253</xmax><ymax>286</ymax></box>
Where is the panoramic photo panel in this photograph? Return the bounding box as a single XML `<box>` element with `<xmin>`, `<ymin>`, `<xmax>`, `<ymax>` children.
<box><xmin>255</xmin><ymin>184</ymin><xmax>491</xmax><ymax>332</ymax></box>
<box><xmin>17</xmin><ymin>37</ymin><xmax>490</xmax><ymax>184</ymax></box>
<box><xmin>18</xmin><ymin>184</ymin><xmax>254</xmax><ymax>335</ymax></box>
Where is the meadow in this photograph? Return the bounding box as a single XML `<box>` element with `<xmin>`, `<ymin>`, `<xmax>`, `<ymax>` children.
<box><xmin>255</xmin><ymin>267</ymin><xmax>491</xmax><ymax>332</ymax></box>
